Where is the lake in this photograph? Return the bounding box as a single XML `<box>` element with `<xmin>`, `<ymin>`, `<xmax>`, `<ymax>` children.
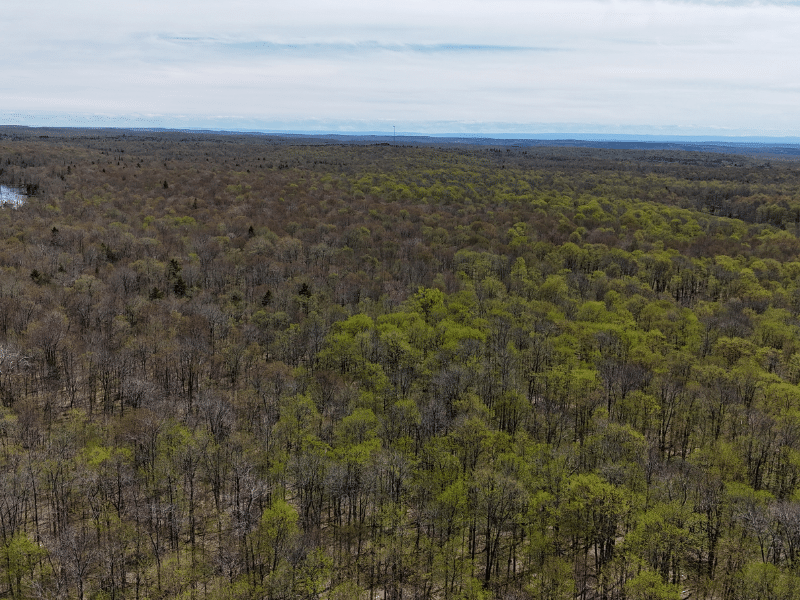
<box><xmin>0</xmin><ymin>185</ymin><xmax>27</xmax><ymax>207</ymax></box>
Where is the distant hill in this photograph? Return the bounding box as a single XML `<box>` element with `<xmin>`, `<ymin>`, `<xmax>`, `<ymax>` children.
<box><xmin>3</xmin><ymin>125</ymin><xmax>800</xmax><ymax>158</ymax></box>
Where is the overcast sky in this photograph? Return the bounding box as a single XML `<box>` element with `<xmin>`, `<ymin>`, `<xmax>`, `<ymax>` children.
<box><xmin>2</xmin><ymin>0</ymin><xmax>799</xmax><ymax>137</ymax></box>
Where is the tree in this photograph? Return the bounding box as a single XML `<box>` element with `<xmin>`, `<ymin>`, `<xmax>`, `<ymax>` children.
<box><xmin>0</xmin><ymin>532</ymin><xmax>45</xmax><ymax>599</ymax></box>
<box><xmin>252</xmin><ymin>498</ymin><xmax>298</xmax><ymax>583</ymax></box>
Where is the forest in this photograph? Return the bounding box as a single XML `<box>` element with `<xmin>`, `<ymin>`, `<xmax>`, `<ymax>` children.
<box><xmin>1</xmin><ymin>127</ymin><xmax>800</xmax><ymax>599</ymax></box>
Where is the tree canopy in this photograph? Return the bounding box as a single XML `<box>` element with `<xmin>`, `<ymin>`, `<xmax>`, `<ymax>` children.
<box><xmin>0</xmin><ymin>128</ymin><xmax>799</xmax><ymax>598</ymax></box>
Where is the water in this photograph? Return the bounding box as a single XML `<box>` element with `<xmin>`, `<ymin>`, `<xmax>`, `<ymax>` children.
<box><xmin>0</xmin><ymin>185</ymin><xmax>26</xmax><ymax>207</ymax></box>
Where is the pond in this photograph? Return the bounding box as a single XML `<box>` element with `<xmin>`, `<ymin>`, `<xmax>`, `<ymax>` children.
<box><xmin>0</xmin><ymin>185</ymin><xmax>27</xmax><ymax>207</ymax></box>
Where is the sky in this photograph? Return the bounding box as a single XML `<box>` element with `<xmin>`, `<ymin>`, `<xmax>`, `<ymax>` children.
<box><xmin>2</xmin><ymin>0</ymin><xmax>800</xmax><ymax>138</ymax></box>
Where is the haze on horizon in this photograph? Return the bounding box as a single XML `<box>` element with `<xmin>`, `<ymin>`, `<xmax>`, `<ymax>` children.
<box><xmin>2</xmin><ymin>0</ymin><xmax>799</xmax><ymax>139</ymax></box>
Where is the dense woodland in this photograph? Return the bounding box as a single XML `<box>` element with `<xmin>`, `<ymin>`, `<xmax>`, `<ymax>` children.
<box><xmin>2</xmin><ymin>129</ymin><xmax>800</xmax><ymax>599</ymax></box>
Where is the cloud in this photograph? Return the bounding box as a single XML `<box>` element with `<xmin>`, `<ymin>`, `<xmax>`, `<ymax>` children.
<box><xmin>160</xmin><ymin>38</ymin><xmax>557</xmax><ymax>54</ymax></box>
<box><xmin>2</xmin><ymin>0</ymin><xmax>800</xmax><ymax>135</ymax></box>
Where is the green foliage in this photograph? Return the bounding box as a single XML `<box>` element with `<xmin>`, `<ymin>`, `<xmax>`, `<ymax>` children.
<box><xmin>625</xmin><ymin>570</ymin><xmax>681</xmax><ymax>600</ymax></box>
<box><xmin>1</xmin><ymin>533</ymin><xmax>46</xmax><ymax>597</ymax></box>
<box><xmin>3</xmin><ymin>132</ymin><xmax>800</xmax><ymax>599</ymax></box>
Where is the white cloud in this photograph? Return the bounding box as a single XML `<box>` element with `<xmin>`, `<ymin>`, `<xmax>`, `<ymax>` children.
<box><xmin>2</xmin><ymin>0</ymin><xmax>800</xmax><ymax>135</ymax></box>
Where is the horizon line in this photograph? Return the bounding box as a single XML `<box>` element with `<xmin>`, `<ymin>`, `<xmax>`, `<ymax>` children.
<box><xmin>3</xmin><ymin>124</ymin><xmax>800</xmax><ymax>145</ymax></box>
